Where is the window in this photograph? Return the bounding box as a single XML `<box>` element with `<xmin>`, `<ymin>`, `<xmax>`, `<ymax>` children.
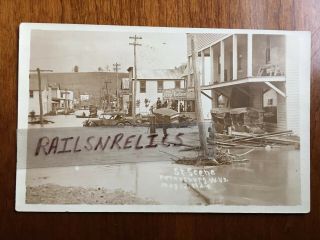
<box><xmin>267</xmin><ymin>98</ymin><xmax>273</xmax><ymax>106</ymax></box>
<box><xmin>29</xmin><ymin>90</ymin><xmax>34</xmax><ymax>98</ymax></box>
<box><xmin>185</xmin><ymin>100</ymin><xmax>195</xmax><ymax>112</ymax></box>
<box><xmin>121</xmin><ymin>78</ymin><xmax>130</xmax><ymax>90</ymax></box>
<box><xmin>140</xmin><ymin>80</ymin><xmax>146</xmax><ymax>93</ymax></box>
<box><xmin>175</xmin><ymin>80</ymin><xmax>181</xmax><ymax>89</ymax></box>
<box><xmin>157</xmin><ymin>80</ymin><xmax>163</xmax><ymax>93</ymax></box>
<box><xmin>60</xmin><ymin>92</ymin><xmax>64</xmax><ymax>98</ymax></box>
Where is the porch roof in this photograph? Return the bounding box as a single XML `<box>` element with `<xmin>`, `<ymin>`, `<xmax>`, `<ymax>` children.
<box><xmin>201</xmin><ymin>76</ymin><xmax>286</xmax><ymax>99</ymax></box>
<box><xmin>201</xmin><ymin>76</ymin><xmax>286</xmax><ymax>90</ymax></box>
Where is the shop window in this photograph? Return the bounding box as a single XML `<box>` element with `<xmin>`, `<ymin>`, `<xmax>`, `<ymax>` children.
<box><xmin>157</xmin><ymin>80</ymin><xmax>163</xmax><ymax>93</ymax></box>
<box><xmin>140</xmin><ymin>80</ymin><xmax>146</xmax><ymax>93</ymax></box>
<box><xmin>185</xmin><ymin>100</ymin><xmax>195</xmax><ymax>112</ymax></box>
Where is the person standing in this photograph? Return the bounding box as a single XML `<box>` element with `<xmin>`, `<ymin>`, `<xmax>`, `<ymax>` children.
<box><xmin>156</xmin><ymin>97</ymin><xmax>162</xmax><ymax>109</ymax></box>
<box><xmin>179</xmin><ymin>102</ymin><xmax>184</xmax><ymax>112</ymax></box>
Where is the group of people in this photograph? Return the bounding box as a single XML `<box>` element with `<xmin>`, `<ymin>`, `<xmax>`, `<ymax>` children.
<box><xmin>154</xmin><ymin>97</ymin><xmax>190</xmax><ymax>113</ymax></box>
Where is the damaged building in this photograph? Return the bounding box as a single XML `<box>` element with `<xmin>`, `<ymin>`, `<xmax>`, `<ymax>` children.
<box><xmin>186</xmin><ymin>32</ymin><xmax>300</xmax><ymax>135</ymax></box>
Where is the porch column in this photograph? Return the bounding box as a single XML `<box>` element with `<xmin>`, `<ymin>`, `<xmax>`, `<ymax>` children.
<box><xmin>232</xmin><ymin>34</ymin><xmax>238</xmax><ymax>80</ymax></box>
<box><xmin>220</xmin><ymin>40</ymin><xmax>225</xmax><ymax>82</ymax></box>
<box><xmin>210</xmin><ymin>45</ymin><xmax>214</xmax><ymax>84</ymax></box>
<box><xmin>247</xmin><ymin>33</ymin><xmax>253</xmax><ymax>77</ymax></box>
<box><xmin>187</xmin><ymin>56</ymin><xmax>191</xmax><ymax>87</ymax></box>
<box><xmin>201</xmin><ymin>50</ymin><xmax>205</xmax><ymax>85</ymax></box>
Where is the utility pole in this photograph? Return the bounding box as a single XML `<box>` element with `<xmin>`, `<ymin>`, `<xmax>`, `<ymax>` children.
<box><xmin>129</xmin><ymin>35</ymin><xmax>142</xmax><ymax>120</ymax></box>
<box><xmin>30</xmin><ymin>68</ymin><xmax>53</xmax><ymax>127</ymax></box>
<box><xmin>104</xmin><ymin>80</ymin><xmax>111</xmax><ymax>112</ymax></box>
<box><xmin>113</xmin><ymin>62</ymin><xmax>121</xmax><ymax>111</ymax></box>
<box><xmin>78</xmin><ymin>89</ymin><xmax>81</xmax><ymax>108</ymax></box>
<box><xmin>191</xmin><ymin>36</ymin><xmax>209</xmax><ymax>158</ymax></box>
<box><xmin>64</xmin><ymin>89</ymin><xmax>68</xmax><ymax>114</ymax></box>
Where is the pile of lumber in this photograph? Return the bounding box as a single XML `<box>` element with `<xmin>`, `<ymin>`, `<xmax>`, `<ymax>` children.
<box><xmin>208</xmin><ymin>130</ymin><xmax>300</xmax><ymax>149</ymax></box>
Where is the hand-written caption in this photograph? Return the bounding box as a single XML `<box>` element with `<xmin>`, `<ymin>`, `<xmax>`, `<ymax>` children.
<box><xmin>34</xmin><ymin>133</ymin><xmax>185</xmax><ymax>156</ymax></box>
<box><xmin>160</xmin><ymin>167</ymin><xmax>229</xmax><ymax>190</ymax></box>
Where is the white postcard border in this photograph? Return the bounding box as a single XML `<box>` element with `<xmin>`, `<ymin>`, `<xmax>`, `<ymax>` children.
<box><xmin>16</xmin><ymin>23</ymin><xmax>310</xmax><ymax>213</ymax></box>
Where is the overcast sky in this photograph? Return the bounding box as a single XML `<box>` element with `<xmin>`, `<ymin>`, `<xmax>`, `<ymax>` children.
<box><xmin>30</xmin><ymin>30</ymin><xmax>187</xmax><ymax>73</ymax></box>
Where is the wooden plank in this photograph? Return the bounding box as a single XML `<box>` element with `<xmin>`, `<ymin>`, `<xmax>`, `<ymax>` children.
<box><xmin>265</xmin><ymin>81</ymin><xmax>286</xmax><ymax>98</ymax></box>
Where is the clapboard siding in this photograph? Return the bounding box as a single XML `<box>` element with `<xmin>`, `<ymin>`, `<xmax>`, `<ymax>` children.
<box><xmin>285</xmin><ymin>36</ymin><xmax>300</xmax><ymax>135</ymax></box>
<box><xmin>276</xmin><ymin>84</ymin><xmax>287</xmax><ymax>131</ymax></box>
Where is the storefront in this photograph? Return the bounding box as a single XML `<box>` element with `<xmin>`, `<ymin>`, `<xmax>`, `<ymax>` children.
<box><xmin>162</xmin><ymin>88</ymin><xmax>196</xmax><ymax>119</ymax></box>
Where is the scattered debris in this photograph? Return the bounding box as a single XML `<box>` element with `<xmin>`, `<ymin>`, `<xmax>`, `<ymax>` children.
<box><xmin>28</xmin><ymin>119</ymin><xmax>54</xmax><ymax>124</ymax></box>
<box><xmin>208</xmin><ymin>130</ymin><xmax>300</xmax><ymax>150</ymax></box>
<box><xmin>175</xmin><ymin>147</ymin><xmax>250</xmax><ymax>166</ymax></box>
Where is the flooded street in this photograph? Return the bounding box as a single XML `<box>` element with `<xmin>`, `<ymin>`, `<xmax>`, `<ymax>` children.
<box><xmin>26</xmin><ymin>114</ymin><xmax>301</xmax><ymax>205</ymax></box>
<box><xmin>28</xmin><ymin>114</ymin><xmax>86</xmax><ymax>128</ymax></box>
<box><xmin>26</xmin><ymin>115</ymin><xmax>301</xmax><ymax>206</ymax></box>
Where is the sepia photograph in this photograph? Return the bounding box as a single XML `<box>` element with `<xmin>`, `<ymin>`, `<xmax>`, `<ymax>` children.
<box><xmin>16</xmin><ymin>24</ymin><xmax>310</xmax><ymax>212</ymax></box>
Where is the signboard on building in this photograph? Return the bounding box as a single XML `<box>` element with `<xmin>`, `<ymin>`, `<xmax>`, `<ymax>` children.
<box><xmin>119</xmin><ymin>89</ymin><xmax>131</xmax><ymax>95</ymax></box>
<box><xmin>80</xmin><ymin>94</ymin><xmax>90</xmax><ymax>101</ymax></box>
<box><xmin>121</xmin><ymin>78</ymin><xmax>130</xmax><ymax>89</ymax></box>
<box><xmin>163</xmin><ymin>88</ymin><xmax>195</xmax><ymax>100</ymax></box>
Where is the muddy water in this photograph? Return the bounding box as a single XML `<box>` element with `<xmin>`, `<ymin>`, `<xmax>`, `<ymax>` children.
<box><xmin>27</xmin><ymin>115</ymin><xmax>300</xmax><ymax>205</ymax></box>
<box><xmin>27</xmin><ymin>146</ymin><xmax>300</xmax><ymax>206</ymax></box>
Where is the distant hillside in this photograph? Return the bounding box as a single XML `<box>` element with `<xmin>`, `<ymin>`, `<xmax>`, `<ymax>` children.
<box><xmin>29</xmin><ymin>72</ymin><xmax>129</xmax><ymax>98</ymax></box>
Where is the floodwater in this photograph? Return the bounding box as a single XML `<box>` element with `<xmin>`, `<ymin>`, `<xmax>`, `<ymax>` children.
<box><xmin>26</xmin><ymin>114</ymin><xmax>301</xmax><ymax>205</ymax></box>
<box><xmin>28</xmin><ymin>114</ymin><xmax>86</xmax><ymax>128</ymax></box>
<box><xmin>26</xmin><ymin>146</ymin><xmax>301</xmax><ymax>206</ymax></box>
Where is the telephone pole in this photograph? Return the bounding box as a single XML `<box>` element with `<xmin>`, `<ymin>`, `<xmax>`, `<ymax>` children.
<box><xmin>190</xmin><ymin>36</ymin><xmax>209</xmax><ymax>158</ymax></box>
<box><xmin>104</xmin><ymin>80</ymin><xmax>112</xmax><ymax>111</ymax></box>
<box><xmin>30</xmin><ymin>68</ymin><xmax>53</xmax><ymax>127</ymax></box>
<box><xmin>113</xmin><ymin>62</ymin><xmax>121</xmax><ymax>111</ymax></box>
<box><xmin>129</xmin><ymin>35</ymin><xmax>142</xmax><ymax>120</ymax></box>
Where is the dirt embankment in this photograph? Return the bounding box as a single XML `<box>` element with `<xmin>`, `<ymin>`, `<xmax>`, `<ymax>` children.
<box><xmin>26</xmin><ymin>184</ymin><xmax>158</xmax><ymax>205</ymax></box>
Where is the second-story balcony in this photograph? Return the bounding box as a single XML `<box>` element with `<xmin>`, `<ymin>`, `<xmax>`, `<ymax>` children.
<box><xmin>186</xmin><ymin>34</ymin><xmax>286</xmax><ymax>90</ymax></box>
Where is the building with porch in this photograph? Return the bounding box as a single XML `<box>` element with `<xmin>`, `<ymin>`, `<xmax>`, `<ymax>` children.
<box><xmin>29</xmin><ymin>80</ymin><xmax>74</xmax><ymax>115</ymax></box>
<box><xmin>186</xmin><ymin>33</ymin><xmax>301</xmax><ymax>135</ymax></box>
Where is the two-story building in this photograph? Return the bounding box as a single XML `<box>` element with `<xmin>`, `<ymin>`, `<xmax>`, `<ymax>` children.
<box><xmin>29</xmin><ymin>71</ymin><xmax>129</xmax><ymax>110</ymax></box>
<box><xmin>29</xmin><ymin>80</ymin><xmax>53</xmax><ymax>115</ymax></box>
<box><xmin>127</xmin><ymin>68</ymin><xmax>189</xmax><ymax>116</ymax></box>
<box><xmin>29</xmin><ymin>79</ymin><xmax>74</xmax><ymax>115</ymax></box>
<box><xmin>186</xmin><ymin>32</ymin><xmax>301</xmax><ymax>135</ymax></box>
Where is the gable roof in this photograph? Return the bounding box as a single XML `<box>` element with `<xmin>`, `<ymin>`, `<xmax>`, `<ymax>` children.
<box><xmin>137</xmin><ymin>69</ymin><xmax>183</xmax><ymax>80</ymax></box>
<box><xmin>187</xmin><ymin>33</ymin><xmax>230</xmax><ymax>55</ymax></box>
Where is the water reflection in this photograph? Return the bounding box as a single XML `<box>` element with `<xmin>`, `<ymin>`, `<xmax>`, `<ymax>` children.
<box><xmin>27</xmin><ymin>145</ymin><xmax>300</xmax><ymax>206</ymax></box>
